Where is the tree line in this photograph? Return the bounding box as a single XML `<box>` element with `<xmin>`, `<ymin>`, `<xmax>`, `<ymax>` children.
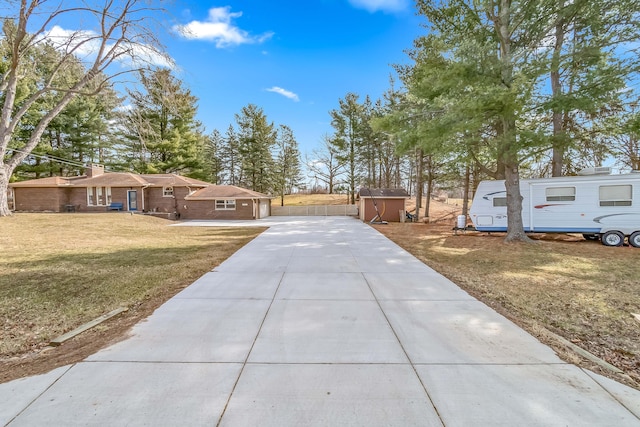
<box><xmin>3</xmin><ymin>0</ymin><xmax>639</xmax><ymax>236</ymax></box>
<box><xmin>9</xmin><ymin>61</ymin><xmax>304</xmax><ymax>200</ymax></box>
<box><xmin>0</xmin><ymin>1</ymin><xmax>304</xmax><ymax>216</ymax></box>
<box><xmin>315</xmin><ymin>0</ymin><xmax>640</xmax><ymax>234</ymax></box>
<box><xmin>367</xmin><ymin>0</ymin><xmax>640</xmax><ymax>240</ymax></box>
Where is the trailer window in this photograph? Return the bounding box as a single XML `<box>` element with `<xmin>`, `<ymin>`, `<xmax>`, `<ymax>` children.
<box><xmin>599</xmin><ymin>185</ymin><xmax>632</xmax><ymax>206</ymax></box>
<box><xmin>546</xmin><ymin>187</ymin><xmax>575</xmax><ymax>201</ymax></box>
<box><xmin>493</xmin><ymin>197</ymin><xmax>507</xmax><ymax>207</ymax></box>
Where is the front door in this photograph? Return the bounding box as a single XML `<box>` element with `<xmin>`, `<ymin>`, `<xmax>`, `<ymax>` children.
<box><xmin>127</xmin><ymin>190</ymin><xmax>138</xmax><ymax>211</ymax></box>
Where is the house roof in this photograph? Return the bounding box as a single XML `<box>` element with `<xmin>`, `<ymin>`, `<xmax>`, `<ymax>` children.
<box><xmin>72</xmin><ymin>172</ymin><xmax>149</xmax><ymax>187</ymax></box>
<box><xmin>358</xmin><ymin>188</ymin><xmax>410</xmax><ymax>198</ymax></box>
<box><xmin>9</xmin><ymin>172</ymin><xmax>211</xmax><ymax>189</ymax></box>
<box><xmin>185</xmin><ymin>185</ymin><xmax>271</xmax><ymax>200</ymax></box>
<box><xmin>8</xmin><ymin>176</ymin><xmax>91</xmax><ymax>187</ymax></box>
<box><xmin>140</xmin><ymin>174</ymin><xmax>211</xmax><ymax>187</ymax></box>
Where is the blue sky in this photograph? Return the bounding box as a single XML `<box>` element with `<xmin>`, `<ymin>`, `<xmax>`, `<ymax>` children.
<box><xmin>161</xmin><ymin>0</ymin><xmax>425</xmax><ymax>155</ymax></box>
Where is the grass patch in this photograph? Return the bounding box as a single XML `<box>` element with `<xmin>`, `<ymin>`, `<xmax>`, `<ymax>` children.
<box><xmin>282</xmin><ymin>194</ymin><xmax>350</xmax><ymax>205</ymax></box>
<box><xmin>0</xmin><ymin>213</ymin><xmax>264</xmax><ymax>358</ymax></box>
<box><xmin>373</xmin><ymin>222</ymin><xmax>640</xmax><ymax>386</ymax></box>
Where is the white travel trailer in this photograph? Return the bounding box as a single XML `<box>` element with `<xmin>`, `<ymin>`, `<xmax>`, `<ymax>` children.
<box><xmin>469</xmin><ymin>168</ymin><xmax>640</xmax><ymax>247</ymax></box>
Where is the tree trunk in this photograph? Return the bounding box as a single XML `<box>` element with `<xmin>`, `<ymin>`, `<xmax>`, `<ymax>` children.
<box><xmin>497</xmin><ymin>0</ymin><xmax>529</xmax><ymax>242</ymax></box>
<box><xmin>424</xmin><ymin>155</ymin><xmax>433</xmax><ymax>218</ymax></box>
<box><xmin>504</xmin><ymin>163</ymin><xmax>530</xmax><ymax>242</ymax></box>
<box><xmin>551</xmin><ymin>0</ymin><xmax>566</xmax><ymax>177</ymax></box>
<box><xmin>414</xmin><ymin>148</ymin><xmax>424</xmax><ymax>220</ymax></box>
<box><xmin>0</xmin><ymin>164</ymin><xmax>13</xmax><ymax>216</ymax></box>
<box><xmin>462</xmin><ymin>163</ymin><xmax>470</xmax><ymax>217</ymax></box>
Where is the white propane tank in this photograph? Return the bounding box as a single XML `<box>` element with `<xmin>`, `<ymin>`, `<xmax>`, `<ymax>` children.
<box><xmin>456</xmin><ymin>215</ymin><xmax>466</xmax><ymax>229</ymax></box>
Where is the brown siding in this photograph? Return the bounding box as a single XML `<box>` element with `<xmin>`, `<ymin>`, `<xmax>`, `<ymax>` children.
<box><xmin>14</xmin><ymin>188</ymin><xmax>67</xmax><ymax>212</ymax></box>
<box><xmin>144</xmin><ymin>187</ymin><xmax>206</xmax><ymax>218</ymax></box>
<box><xmin>65</xmin><ymin>187</ymin><xmax>140</xmax><ymax>212</ymax></box>
<box><xmin>361</xmin><ymin>198</ymin><xmax>405</xmax><ymax>222</ymax></box>
<box><xmin>181</xmin><ymin>199</ymin><xmax>256</xmax><ymax>220</ymax></box>
<box><xmin>110</xmin><ymin>188</ymin><xmax>131</xmax><ymax>210</ymax></box>
<box><xmin>145</xmin><ymin>187</ymin><xmax>177</xmax><ymax>214</ymax></box>
<box><xmin>67</xmin><ymin>188</ymin><xmax>88</xmax><ymax>212</ymax></box>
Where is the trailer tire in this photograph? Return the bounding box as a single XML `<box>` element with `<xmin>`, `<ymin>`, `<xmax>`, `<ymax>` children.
<box><xmin>602</xmin><ymin>231</ymin><xmax>624</xmax><ymax>247</ymax></box>
<box><xmin>629</xmin><ymin>231</ymin><xmax>640</xmax><ymax>248</ymax></box>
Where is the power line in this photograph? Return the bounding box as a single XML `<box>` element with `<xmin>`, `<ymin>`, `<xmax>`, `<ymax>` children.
<box><xmin>7</xmin><ymin>148</ymin><xmax>117</xmax><ymax>172</ymax></box>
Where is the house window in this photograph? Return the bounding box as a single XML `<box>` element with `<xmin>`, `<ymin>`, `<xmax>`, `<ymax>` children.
<box><xmin>215</xmin><ymin>199</ymin><xmax>236</xmax><ymax>210</ymax></box>
<box><xmin>546</xmin><ymin>187</ymin><xmax>575</xmax><ymax>202</ymax></box>
<box><xmin>163</xmin><ymin>186</ymin><xmax>174</xmax><ymax>197</ymax></box>
<box><xmin>493</xmin><ymin>197</ymin><xmax>507</xmax><ymax>207</ymax></box>
<box><xmin>599</xmin><ymin>185</ymin><xmax>632</xmax><ymax>206</ymax></box>
<box><xmin>87</xmin><ymin>187</ymin><xmax>112</xmax><ymax>206</ymax></box>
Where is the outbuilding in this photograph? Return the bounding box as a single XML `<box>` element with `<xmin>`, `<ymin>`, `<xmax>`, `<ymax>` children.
<box><xmin>182</xmin><ymin>185</ymin><xmax>272</xmax><ymax>220</ymax></box>
<box><xmin>358</xmin><ymin>188</ymin><xmax>410</xmax><ymax>223</ymax></box>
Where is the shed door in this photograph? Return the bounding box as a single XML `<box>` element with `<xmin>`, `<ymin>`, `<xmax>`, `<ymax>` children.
<box><xmin>259</xmin><ymin>200</ymin><xmax>269</xmax><ymax>218</ymax></box>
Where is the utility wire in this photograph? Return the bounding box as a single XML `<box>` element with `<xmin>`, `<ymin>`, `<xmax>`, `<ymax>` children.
<box><xmin>6</xmin><ymin>148</ymin><xmax>117</xmax><ymax>173</ymax></box>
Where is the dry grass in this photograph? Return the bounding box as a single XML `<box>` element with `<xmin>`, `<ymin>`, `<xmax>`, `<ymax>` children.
<box><xmin>373</xmin><ymin>217</ymin><xmax>640</xmax><ymax>387</ymax></box>
<box><xmin>0</xmin><ymin>213</ymin><xmax>264</xmax><ymax>359</ymax></box>
<box><xmin>2</xmin><ymin>200</ymin><xmax>639</xmax><ymax>390</ymax></box>
<box><xmin>283</xmin><ymin>193</ymin><xmax>351</xmax><ymax>205</ymax></box>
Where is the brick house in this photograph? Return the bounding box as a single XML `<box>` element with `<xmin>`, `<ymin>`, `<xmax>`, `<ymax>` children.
<box><xmin>8</xmin><ymin>164</ymin><xmax>271</xmax><ymax>220</ymax></box>
<box><xmin>183</xmin><ymin>186</ymin><xmax>272</xmax><ymax>220</ymax></box>
<box><xmin>358</xmin><ymin>188</ymin><xmax>410</xmax><ymax>222</ymax></box>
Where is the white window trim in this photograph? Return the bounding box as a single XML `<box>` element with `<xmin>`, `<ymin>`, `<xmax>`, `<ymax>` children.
<box><xmin>163</xmin><ymin>186</ymin><xmax>174</xmax><ymax>197</ymax></box>
<box><xmin>87</xmin><ymin>186</ymin><xmax>112</xmax><ymax>206</ymax></box>
<box><xmin>215</xmin><ymin>199</ymin><xmax>236</xmax><ymax>210</ymax></box>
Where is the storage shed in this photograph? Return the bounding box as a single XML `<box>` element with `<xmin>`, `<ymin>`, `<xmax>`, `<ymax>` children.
<box><xmin>358</xmin><ymin>188</ymin><xmax>410</xmax><ymax>223</ymax></box>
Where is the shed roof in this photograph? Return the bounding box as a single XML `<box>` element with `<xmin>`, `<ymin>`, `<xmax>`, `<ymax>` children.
<box><xmin>358</xmin><ymin>188</ymin><xmax>409</xmax><ymax>198</ymax></box>
<box><xmin>185</xmin><ymin>185</ymin><xmax>271</xmax><ymax>200</ymax></box>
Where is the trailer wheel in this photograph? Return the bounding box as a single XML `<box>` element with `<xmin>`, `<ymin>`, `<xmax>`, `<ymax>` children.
<box><xmin>582</xmin><ymin>233</ymin><xmax>599</xmax><ymax>241</ymax></box>
<box><xmin>629</xmin><ymin>231</ymin><xmax>640</xmax><ymax>248</ymax></box>
<box><xmin>602</xmin><ymin>231</ymin><xmax>624</xmax><ymax>247</ymax></box>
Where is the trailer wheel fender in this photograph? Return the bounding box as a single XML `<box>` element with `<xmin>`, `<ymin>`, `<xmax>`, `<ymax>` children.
<box><xmin>629</xmin><ymin>231</ymin><xmax>640</xmax><ymax>248</ymax></box>
<box><xmin>602</xmin><ymin>230</ymin><xmax>625</xmax><ymax>247</ymax></box>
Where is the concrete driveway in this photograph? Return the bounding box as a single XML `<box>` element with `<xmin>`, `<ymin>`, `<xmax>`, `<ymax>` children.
<box><xmin>2</xmin><ymin>217</ymin><xmax>639</xmax><ymax>426</ymax></box>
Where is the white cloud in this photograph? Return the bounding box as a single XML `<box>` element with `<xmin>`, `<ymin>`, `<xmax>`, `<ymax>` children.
<box><xmin>348</xmin><ymin>0</ymin><xmax>408</xmax><ymax>12</ymax></box>
<box><xmin>42</xmin><ymin>25</ymin><xmax>173</xmax><ymax>68</ymax></box>
<box><xmin>266</xmin><ymin>86</ymin><xmax>300</xmax><ymax>102</ymax></box>
<box><xmin>174</xmin><ymin>6</ymin><xmax>273</xmax><ymax>48</ymax></box>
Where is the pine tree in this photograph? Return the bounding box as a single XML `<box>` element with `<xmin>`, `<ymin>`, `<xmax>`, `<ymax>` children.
<box><xmin>122</xmin><ymin>68</ymin><xmax>207</xmax><ymax>178</ymax></box>
<box><xmin>235</xmin><ymin>104</ymin><xmax>277</xmax><ymax>193</ymax></box>
<box><xmin>274</xmin><ymin>125</ymin><xmax>303</xmax><ymax>205</ymax></box>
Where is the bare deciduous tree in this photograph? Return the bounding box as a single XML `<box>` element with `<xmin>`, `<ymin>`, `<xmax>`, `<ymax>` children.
<box><xmin>0</xmin><ymin>0</ymin><xmax>171</xmax><ymax>216</ymax></box>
